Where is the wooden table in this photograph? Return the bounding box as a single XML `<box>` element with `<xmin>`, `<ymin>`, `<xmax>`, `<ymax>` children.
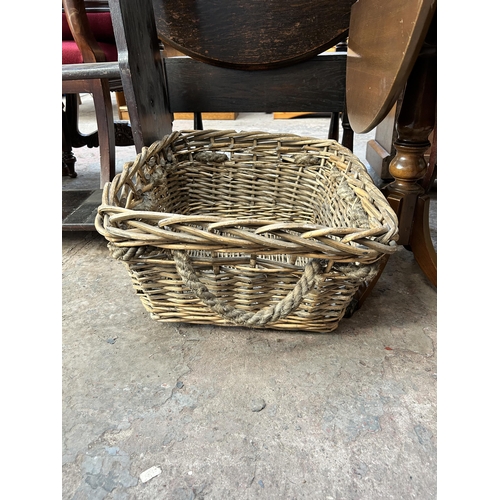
<box><xmin>346</xmin><ymin>0</ymin><xmax>437</xmax><ymax>287</ymax></box>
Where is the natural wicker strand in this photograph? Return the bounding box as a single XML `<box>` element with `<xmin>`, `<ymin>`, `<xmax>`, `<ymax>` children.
<box><xmin>172</xmin><ymin>250</ymin><xmax>322</xmax><ymax>326</ymax></box>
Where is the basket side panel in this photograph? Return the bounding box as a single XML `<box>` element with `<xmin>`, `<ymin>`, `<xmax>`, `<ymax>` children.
<box><xmin>122</xmin><ymin>257</ymin><xmax>372</xmax><ymax>333</ymax></box>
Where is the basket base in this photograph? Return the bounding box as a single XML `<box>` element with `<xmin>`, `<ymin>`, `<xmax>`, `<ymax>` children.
<box><xmin>148</xmin><ymin>312</ymin><xmax>344</xmax><ymax>333</ymax></box>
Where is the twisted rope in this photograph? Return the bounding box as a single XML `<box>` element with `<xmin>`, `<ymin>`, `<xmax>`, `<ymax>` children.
<box><xmin>172</xmin><ymin>250</ymin><xmax>322</xmax><ymax>327</ymax></box>
<box><xmin>108</xmin><ymin>243</ymin><xmax>150</xmax><ymax>261</ymax></box>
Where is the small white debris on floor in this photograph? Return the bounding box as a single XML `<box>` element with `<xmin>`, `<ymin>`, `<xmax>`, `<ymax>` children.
<box><xmin>139</xmin><ymin>465</ymin><xmax>162</xmax><ymax>483</ymax></box>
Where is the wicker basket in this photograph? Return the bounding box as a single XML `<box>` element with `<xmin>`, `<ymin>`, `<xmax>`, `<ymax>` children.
<box><xmin>95</xmin><ymin>130</ymin><xmax>398</xmax><ymax>332</ymax></box>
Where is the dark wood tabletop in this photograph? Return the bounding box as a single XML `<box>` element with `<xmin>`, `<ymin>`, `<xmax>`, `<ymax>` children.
<box><xmin>346</xmin><ymin>0</ymin><xmax>436</xmax><ymax>133</ymax></box>
<box><xmin>152</xmin><ymin>0</ymin><xmax>356</xmax><ymax>70</ymax></box>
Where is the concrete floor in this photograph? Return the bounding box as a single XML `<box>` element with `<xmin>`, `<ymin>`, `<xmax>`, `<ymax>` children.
<box><xmin>62</xmin><ymin>95</ymin><xmax>437</xmax><ymax>499</ymax></box>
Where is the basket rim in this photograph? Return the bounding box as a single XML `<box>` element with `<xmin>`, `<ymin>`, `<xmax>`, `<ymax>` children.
<box><xmin>95</xmin><ymin>130</ymin><xmax>399</xmax><ymax>261</ymax></box>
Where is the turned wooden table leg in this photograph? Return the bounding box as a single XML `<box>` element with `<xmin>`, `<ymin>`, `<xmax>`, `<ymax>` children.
<box><xmin>383</xmin><ymin>14</ymin><xmax>437</xmax><ymax>287</ymax></box>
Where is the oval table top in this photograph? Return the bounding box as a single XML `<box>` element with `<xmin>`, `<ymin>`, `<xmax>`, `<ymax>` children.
<box><xmin>346</xmin><ymin>0</ymin><xmax>436</xmax><ymax>134</ymax></box>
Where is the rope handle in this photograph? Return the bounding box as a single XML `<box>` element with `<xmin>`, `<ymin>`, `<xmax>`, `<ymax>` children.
<box><xmin>171</xmin><ymin>250</ymin><xmax>323</xmax><ymax>327</ymax></box>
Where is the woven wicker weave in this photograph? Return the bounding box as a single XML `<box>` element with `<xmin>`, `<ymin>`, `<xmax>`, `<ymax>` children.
<box><xmin>96</xmin><ymin>130</ymin><xmax>399</xmax><ymax>332</ymax></box>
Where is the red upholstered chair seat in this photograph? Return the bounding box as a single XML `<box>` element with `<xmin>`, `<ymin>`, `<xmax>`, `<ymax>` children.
<box><xmin>62</xmin><ymin>11</ymin><xmax>117</xmax><ymax>64</ymax></box>
<box><xmin>62</xmin><ymin>40</ymin><xmax>117</xmax><ymax>64</ymax></box>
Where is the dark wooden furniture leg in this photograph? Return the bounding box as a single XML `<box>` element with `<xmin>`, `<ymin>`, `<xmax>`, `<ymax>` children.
<box><xmin>64</xmin><ymin>93</ymin><xmax>99</xmax><ymax>148</ymax></box>
<box><xmin>62</xmin><ymin>102</ymin><xmax>77</xmax><ymax>177</ymax></box>
<box><xmin>328</xmin><ymin>112</ymin><xmax>340</xmax><ymax>141</ymax></box>
<box><xmin>332</xmin><ymin>39</ymin><xmax>353</xmax><ymax>149</ymax></box>
<box><xmin>341</xmin><ymin>108</ymin><xmax>354</xmax><ymax>151</ymax></box>
<box><xmin>62</xmin><ymin>93</ymin><xmax>98</xmax><ymax>179</ymax></box>
<box><xmin>382</xmin><ymin>15</ymin><xmax>437</xmax><ymax>287</ymax></box>
<box><xmin>327</xmin><ymin>108</ymin><xmax>353</xmax><ymax>149</ymax></box>
<box><xmin>194</xmin><ymin>111</ymin><xmax>203</xmax><ymax>130</ymax></box>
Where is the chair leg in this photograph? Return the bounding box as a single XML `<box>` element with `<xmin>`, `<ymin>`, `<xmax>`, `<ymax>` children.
<box><xmin>90</xmin><ymin>80</ymin><xmax>116</xmax><ymax>187</ymax></box>
<box><xmin>328</xmin><ymin>112</ymin><xmax>340</xmax><ymax>141</ymax></box>
<box><xmin>194</xmin><ymin>112</ymin><xmax>203</xmax><ymax>130</ymax></box>
<box><xmin>341</xmin><ymin>108</ymin><xmax>354</xmax><ymax>151</ymax></box>
<box><xmin>62</xmin><ymin>102</ymin><xmax>77</xmax><ymax>177</ymax></box>
<box><xmin>64</xmin><ymin>93</ymin><xmax>99</xmax><ymax>148</ymax></box>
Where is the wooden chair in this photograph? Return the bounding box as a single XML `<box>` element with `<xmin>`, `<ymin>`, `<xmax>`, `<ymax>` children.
<box><xmin>62</xmin><ymin>0</ymin><xmax>133</xmax><ymax>185</ymax></box>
